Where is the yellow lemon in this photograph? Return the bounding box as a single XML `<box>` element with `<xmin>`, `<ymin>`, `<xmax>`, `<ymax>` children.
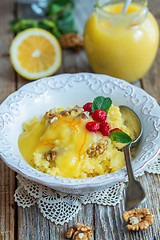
<box><xmin>10</xmin><ymin>28</ymin><xmax>62</xmax><ymax>80</ymax></box>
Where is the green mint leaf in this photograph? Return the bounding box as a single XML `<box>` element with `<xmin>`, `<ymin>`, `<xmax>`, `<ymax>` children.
<box><xmin>10</xmin><ymin>19</ymin><xmax>40</xmax><ymax>33</ymax></box>
<box><xmin>57</xmin><ymin>11</ymin><xmax>77</xmax><ymax>34</ymax></box>
<box><xmin>109</xmin><ymin>130</ymin><xmax>132</xmax><ymax>143</ymax></box>
<box><xmin>47</xmin><ymin>0</ymin><xmax>74</xmax><ymax>16</ymax></box>
<box><xmin>92</xmin><ymin>96</ymin><xmax>112</xmax><ymax>114</ymax></box>
<box><xmin>42</xmin><ymin>19</ymin><xmax>56</xmax><ymax>28</ymax></box>
<box><xmin>10</xmin><ymin>0</ymin><xmax>77</xmax><ymax>37</ymax></box>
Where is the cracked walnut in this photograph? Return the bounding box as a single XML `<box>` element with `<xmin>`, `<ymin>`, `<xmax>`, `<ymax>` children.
<box><xmin>65</xmin><ymin>223</ymin><xmax>92</xmax><ymax>240</ymax></box>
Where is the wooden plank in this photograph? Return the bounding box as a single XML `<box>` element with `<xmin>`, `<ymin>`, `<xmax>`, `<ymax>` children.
<box><xmin>142</xmin><ymin>0</ymin><xmax>160</xmax><ymax>104</ymax></box>
<box><xmin>0</xmin><ymin>167</ymin><xmax>15</xmax><ymax>240</ymax></box>
<box><xmin>18</xmin><ymin>203</ymin><xmax>94</xmax><ymax>240</ymax></box>
<box><xmin>15</xmin><ymin>0</ymin><xmax>160</xmax><ymax>239</ymax></box>
<box><xmin>0</xmin><ymin>0</ymin><xmax>16</xmax><ymax>239</ymax></box>
<box><xmin>94</xmin><ymin>173</ymin><xmax>160</xmax><ymax>240</ymax></box>
<box><xmin>0</xmin><ymin>1</ymin><xmax>16</xmax><ymax>102</ymax></box>
<box><xmin>18</xmin><ymin>174</ymin><xmax>160</xmax><ymax>240</ymax></box>
<box><xmin>140</xmin><ymin>2</ymin><xmax>160</xmax><ymax>237</ymax></box>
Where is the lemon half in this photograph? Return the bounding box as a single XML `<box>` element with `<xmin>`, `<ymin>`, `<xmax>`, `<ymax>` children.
<box><xmin>10</xmin><ymin>28</ymin><xmax>62</xmax><ymax>80</ymax></box>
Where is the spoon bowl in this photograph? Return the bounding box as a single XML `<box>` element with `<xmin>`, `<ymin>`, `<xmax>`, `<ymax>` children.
<box><xmin>119</xmin><ymin>106</ymin><xmax>146</xmax><ymax>210</ymax></box>
<box><xmin>119</xmin><ymin>106</ymin><xmax>142</xmax><ymax>143</ymax></box>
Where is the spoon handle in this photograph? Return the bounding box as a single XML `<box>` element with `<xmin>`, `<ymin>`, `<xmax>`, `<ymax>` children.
<box><xmin>123</xmin><ymin>144</ymin><xmax>135</xmax><ymax>181</ymax></box>
<box><xmin>122</xmin><ymin>0</ymin><xmax>132</xmax><ymax>14</ymax></box>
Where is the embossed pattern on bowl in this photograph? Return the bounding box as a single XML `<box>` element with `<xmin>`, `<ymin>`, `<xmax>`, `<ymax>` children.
<box><xmin>0</xmin><ymin>73</ymin><xmax>160</xmax><ymax>194</ymax></box>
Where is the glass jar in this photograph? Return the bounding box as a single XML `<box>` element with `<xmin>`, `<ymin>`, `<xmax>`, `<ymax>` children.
<box><xmin>14</xmin><ymin>0</ymin><xmax>48</xmax><ymax>17</ymax></box>
<box><xmin>84</xmin><ymin>0</ymin><xmax>159</xmax><ymax>83</ymax></box>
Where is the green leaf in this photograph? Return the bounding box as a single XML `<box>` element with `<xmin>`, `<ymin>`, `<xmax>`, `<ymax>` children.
<box><xmin>42</xmin><ymin>19</ymin><xmax>56</xmax><ymax>28</ymax></box>
<box><xmin>92</xmin><ymin>96</ymin><xmax>112</xmax><ymax>114</ymax></box>
<box><xmin>57</xmin><ymin>10</ymin><xmax>77</xmax><ymax>33</ymax></box>
<box><xmin>10</xmin><ymin>0</ymin><xmax>77</xmax><ymax>38</ymax></box>
<box><xmin>46</xmin><ymin>0</ymin><xmax>74</xmax><ymax>16</ymax></box>
<box><xmin>10</xmin><ymin>19</ymin><xmax>40</xmax><ymax>33</ymax></box>
<box><xmin>109</xmin><ymin>130</ymin><xmax>132</xmax><ymax>143</ymax></box>
<box><xmin>51</xmin><ymin>25</ymin><xmax>61</xmax><ymax>39</ymax></box>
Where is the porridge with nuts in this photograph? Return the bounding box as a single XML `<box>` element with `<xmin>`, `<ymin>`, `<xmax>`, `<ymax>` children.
<box><xmin>18</xmin><ymin>96</ymin><xmax>136</xmax><ymax>178</ymax></box>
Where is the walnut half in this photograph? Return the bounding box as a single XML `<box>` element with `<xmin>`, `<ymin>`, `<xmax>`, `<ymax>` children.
<box><xmin>122</xmin><ymin>208</ymin><xmax>153</xmax><ymax>231</ymax></box>
<box><xmin>44</xmin><ymin>150</ymin><xmax>56</xmax><ymax>162</ymax></box>
<box><xmin>87</xmin><ymin>139</ymin><xmax>107</xmax><ymax>158</ymax></box>
<box><xmin>59</xmin><ymin>33</ymin><xmax>84</xmax><ymax>51</ymax></box>
<box><xmin>65</xmin><ymin>223</ymin><xmax>92</xmax><ymax>240</ymax></box>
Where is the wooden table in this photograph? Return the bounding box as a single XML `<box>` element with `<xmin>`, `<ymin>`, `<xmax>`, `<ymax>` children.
<box><xmin>0</xmin><ymin>0</ymin><xmax>160</xmax><ymax>239</ymax></box>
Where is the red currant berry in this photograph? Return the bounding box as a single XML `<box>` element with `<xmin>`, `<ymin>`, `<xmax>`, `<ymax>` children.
<box><xmin>110</xmin><ymin>128</ymin><xmax>122</xmax><ymax>133</ymax></box>
<box><xmin>92</xmin><ymin>110</ymin><xmax>107</xmax><ymax>122</ymax></box>
<box><xmin>99</xmin><ymin>121</ymin><xmax>109</xmax><ymax>136</ymax></box>
<box><xmin>83</xmin><ymin>102</ymin><xmax>92</xmax><ymax>113</ymax></box>
<box><xmin>86</xmin><ymin>121</ymin><xmax>100</xmax><ymax>133</ymax></box>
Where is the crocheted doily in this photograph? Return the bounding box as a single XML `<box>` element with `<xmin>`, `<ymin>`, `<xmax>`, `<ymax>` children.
<box><xmin>14</xmin><ymin>153</ymin><xmax>160</xmax><ymax>225</ymax></box>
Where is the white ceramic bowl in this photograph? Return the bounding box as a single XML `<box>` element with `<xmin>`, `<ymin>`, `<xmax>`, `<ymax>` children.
<box><xmin>0</xmin><ymin>73</ymin><xmax>160</xmax><ymax>194</ymax></box>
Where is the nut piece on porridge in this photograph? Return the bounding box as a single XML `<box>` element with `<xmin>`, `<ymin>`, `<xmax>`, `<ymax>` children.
<box><xmin>122</xmin><ymin>208</ymin><xmax>153</xmax><ymax>231</ymax></box>
<box><xmin>45</xmin><ymin>109</ymin><xmax>54</xmax><ymax>117</ymax></box>
<box><xmin>44</xmin><ymin>150</ymin><xmax>56</xmax><ymax>162</ymax></box>
<box><xmin>77</xmin><ymin>112</ymin><xmax>89</xmax><ymax>120</ymax></box>
<box><xmin>65</xmin><ymin>223</ymin><xmax>92</xmax><ymax>240</ymax></box>
<box><xmin>45</xmin><ymin>110</ymin><xmax>57</xmax><ymax>124</ymax></box>
<box><xmin>45</xmin><ymin>106</ymin><xmax>84</xmax><ymax>123</ymax></box>
<box><xmin>87</xmin><ymin>139</ymin><xmax>107</xmax><ymax>158</ymax></box>
<box><xmin>74</xmin><ymin>105</ymin><xmax>84</xmax><ymax>112</ymax></box>
<box><xmin>45</xmin><ymin>106</ymin><xmax>87</xmax><ymax>124</ymax></box>
<box><xmin>60</xmin><ymin>110</ymin><xmax>70</xmax><ymax>116</ymax></box>
<box><xmin>60</xmin><ymin>107</ymin><xmax>81</xmax><ymax>116</ymax></box>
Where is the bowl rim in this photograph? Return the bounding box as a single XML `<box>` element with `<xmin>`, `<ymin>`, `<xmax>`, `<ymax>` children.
<box><xmin>0</xmin><ymin>72</ymin><xmax>160</xmax><ymax>189</ymax></box>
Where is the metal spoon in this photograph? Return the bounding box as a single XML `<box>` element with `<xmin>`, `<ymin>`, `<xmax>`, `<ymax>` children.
<box><xmin>119</xmin><ymin>106</ymin><xmax>146</xmax><ymax>211</ymax></box>
<box><xmin>122</xmin><ymin>0</ymin><xmax>132</xmax><ymax>14</ymax></box>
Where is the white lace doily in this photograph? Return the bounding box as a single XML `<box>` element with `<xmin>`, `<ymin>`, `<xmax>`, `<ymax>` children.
<box><xmin>14</xmin><ymin>153</ymin><xmax>160</xmax><ymax>225</ymax></box>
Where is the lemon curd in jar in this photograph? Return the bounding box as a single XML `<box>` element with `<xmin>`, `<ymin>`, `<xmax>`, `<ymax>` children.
<box><xmin>84</xmin><ymin>0</ymin><xmax>159</xmax><ymax>82</ymax></box>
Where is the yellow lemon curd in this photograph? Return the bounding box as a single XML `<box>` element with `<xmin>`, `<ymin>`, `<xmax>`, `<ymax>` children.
<box><xmin>18</xmin><ymin>105</ymin><xmax>135</xmax><ymax>178</ymax></box>
<box><xmin>84</xmin><ymin>2</ymin><xmax>159</xmax><ymax>82</ymax></box>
